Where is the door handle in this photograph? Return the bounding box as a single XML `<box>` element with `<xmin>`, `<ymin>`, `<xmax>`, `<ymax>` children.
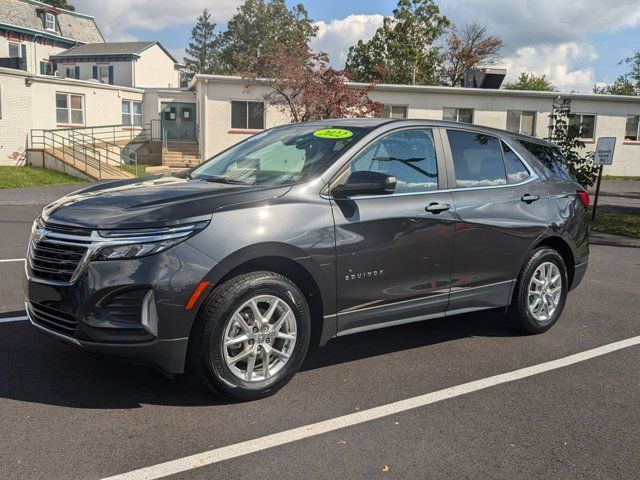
<box><xmin>425</xmin><ymin>202</ymin><xmax>451</xmax><ymax>214</ymax></box>
<box><xmin>521</xmin><ymin>194</ymin><xmax>540</xmax><ymax>204</ymax></box>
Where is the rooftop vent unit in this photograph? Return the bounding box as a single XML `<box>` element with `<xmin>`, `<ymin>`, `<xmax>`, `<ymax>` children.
<box><xmin>463</xmin><ymin>68</ymin><xmax>507</xmax><ymax>89</ymax></box>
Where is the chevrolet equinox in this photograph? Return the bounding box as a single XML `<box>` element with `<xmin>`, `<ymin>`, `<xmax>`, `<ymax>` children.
<box><xmin>25</xmin><ymin>119</ymin><xmax>590</xmax><ymax>400</ymax></box>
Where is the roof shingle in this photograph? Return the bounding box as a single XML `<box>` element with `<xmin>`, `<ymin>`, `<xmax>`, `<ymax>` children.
<box><xmin>0</xmin><ymin>0</ymin><xmax>104</xmax><ymax>44</ymax></box>
<box><xmin>52</xmin><ymin>41</ymin><xmax>157</xmax><ymax>57</ymax></box>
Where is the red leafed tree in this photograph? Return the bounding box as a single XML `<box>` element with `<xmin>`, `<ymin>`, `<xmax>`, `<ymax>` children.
<box><xmin>242</xmin><ymin>44</ymin><xmax>382</xmax><ymax>122</ymax></box>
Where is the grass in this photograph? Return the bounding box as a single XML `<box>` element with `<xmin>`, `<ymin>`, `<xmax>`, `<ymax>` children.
<box><xmin>591</xmin><ymin>209</ymin><xmax>640</xmax><ymax>238</ymax></box>
<box><xmin>119</xmin><ymin>164</ymin><xmax>151</xmax><ymax>177</ymax></box>
<box><xmin>0</xmin><ymin>166</ymin><xmax>87</xmax><ymax>189</ymax></box>
<box><xmin>601</xmin><ymin>175</ymin><xmax>640</xmax><ymax>180</ymax></box>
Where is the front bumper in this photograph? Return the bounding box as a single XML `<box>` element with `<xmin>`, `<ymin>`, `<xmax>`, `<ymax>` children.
<box><xmin>24</xmin><ymin>241</ymin><xmax>217</xmax><ymax>374</ymax></box>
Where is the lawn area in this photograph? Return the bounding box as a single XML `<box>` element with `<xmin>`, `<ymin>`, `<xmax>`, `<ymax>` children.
<box><xmin>119</xmin><ymin>164</ymin><xmax>152</xmax><ymax>177</ymax></box>
<box><xmin>602</xmin><ymin>175</ymin><xmax>640</xmax><ymax>180</ymax></box>
<box><xmin>591</xmin><ymin>209</ymin><xmax>640</xmax><ymax>238</ymax></box>
<box><xmin>0</xmin><ymin>166</ymin><xmax>87</xmax><ymax>189</ymax></box>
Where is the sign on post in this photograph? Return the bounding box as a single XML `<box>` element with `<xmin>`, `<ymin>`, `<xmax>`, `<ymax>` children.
<box><xmin>593</xmin><ymin>137</ymin><xmax>616</xmax><ymax>166</ymax></box>
<box><xmin>591</xmin><ymin>137</ymin><xmax>616</xmax><ymax>220</ymax></box>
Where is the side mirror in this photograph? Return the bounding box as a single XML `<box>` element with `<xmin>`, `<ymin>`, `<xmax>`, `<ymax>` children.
<box><xmin>331</xmin><ymin>171</ymin><xmax>397</xmax><ymax>198</ymax></box>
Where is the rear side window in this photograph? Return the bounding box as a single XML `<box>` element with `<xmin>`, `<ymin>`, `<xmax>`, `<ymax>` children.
<box><xmin>350</xmin><ymin>129</ymin><xmax>438</xmax><ymax>193</ymax></box>
<box><xmin>447</xmin><ymin>130</ymin><xmax>507</xmax><ymax>188</ymax></box>
<box><xmin>518</xmin><ymin>140</ymin><xmax>575</xmax><ymax>182</ymax></box>
<box><xmin>502</xmin><ymin>142</ymin><xmax>530</xmax><ymax>184</ymax></box>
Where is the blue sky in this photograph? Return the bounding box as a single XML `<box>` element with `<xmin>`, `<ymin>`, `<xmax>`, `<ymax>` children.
<box><xmin>73</xmin><ymin>0</ymin><xmax>640</xmax><ymax>92</ymax></box>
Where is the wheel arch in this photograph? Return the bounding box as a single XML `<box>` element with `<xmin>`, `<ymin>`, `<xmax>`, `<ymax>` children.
<box><xmin>532</xmin><ymin>235</ymin><xmax>575</xmax><ymax>287</ymax></box>
<box><xmin>194</xmin><ymin>242</ymin><xmax>334</xmax><ymax>348</ymax></box>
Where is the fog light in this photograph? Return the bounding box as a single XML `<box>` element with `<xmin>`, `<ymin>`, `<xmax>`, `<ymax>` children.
<box><xmin>141</xmin><ymin>290</ymin><xmax>158</xmax><ymax>337</ymax></box>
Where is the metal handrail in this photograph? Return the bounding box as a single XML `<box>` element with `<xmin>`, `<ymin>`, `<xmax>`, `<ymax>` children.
<box><xmin>30</xmin><ymin>128</ymin><xmax>139</xmax><ymax>179</ymax></box>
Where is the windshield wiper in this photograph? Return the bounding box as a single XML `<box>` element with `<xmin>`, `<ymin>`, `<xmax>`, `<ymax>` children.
<box><xmin>196</xmin><ymin>175</ymin><xmax>254</xmax><ymax>185</ymax></box>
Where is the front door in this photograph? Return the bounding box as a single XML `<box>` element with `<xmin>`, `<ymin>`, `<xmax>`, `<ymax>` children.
<box><xmin>161</xmin><ymin>103</ymin><xmax>196</xmax><ymax>141</ymax></box>
<box><xmin>331</xmin><ymin>128</ymin><xmax>456</xmax><ymax>335</ymax></box>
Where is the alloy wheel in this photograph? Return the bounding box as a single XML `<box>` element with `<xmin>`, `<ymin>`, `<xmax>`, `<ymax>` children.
<box><xmin>527</xmin><ymin>261</ymin><xmax>562</xmax><ymax>323</ymax></box>
<box><xmin>222</xmin><ymin>294</ymin><xmax>297</xmax><ymax>382</ymax></box>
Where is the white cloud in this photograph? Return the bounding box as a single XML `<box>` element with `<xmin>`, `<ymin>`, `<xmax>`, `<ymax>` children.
<box><xmin>73</xmin><ymin>0</ymin><xmax>243</xmax><ymax>41</ymax></box>
<box><xmin>311</xmin><ymin>14</ymin><xmax>384</xmax><ymax>67</ymax></box>
<box><xmin>498</xmin><ymin>43</ymin><xmax>599</xmax><ymax>92</ymax></box>
<box><xmin>438</xmin><ymin>0</ymin><xmax>640</xmax><ymax>91</ymax></box>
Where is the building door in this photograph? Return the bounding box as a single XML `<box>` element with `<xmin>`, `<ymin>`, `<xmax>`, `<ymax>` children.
<box><xmin>161</xmin><ymin>103</ymin><xmax>196</xmax><ymax>141</ymax></box>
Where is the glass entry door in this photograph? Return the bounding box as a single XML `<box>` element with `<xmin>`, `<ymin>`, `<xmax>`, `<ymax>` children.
<box><xmin>161</xmin><ymin>103</ymin><xmax>196</xmax><ymax>141</ymax></box>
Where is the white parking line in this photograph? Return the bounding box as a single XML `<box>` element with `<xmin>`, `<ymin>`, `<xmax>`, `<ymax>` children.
<box><xmin>103</xmin><ymin>335</ymin><xmax>640</xmax><ymax>480</ymax></box>
<box><xmin>0</xmin><ymin>258</ymin><xmax>25</xmax><ymax>263</ymax></box>
<box><xmin>0</xmin><ymin>315</ymin><xmax>27</xmax><ymax>324</ymax></box>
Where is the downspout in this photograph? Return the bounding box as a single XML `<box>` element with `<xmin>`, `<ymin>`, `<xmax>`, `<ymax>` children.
<box><xmin>199</xmin><ymin>78</ymin><xmax>208</xmax><ymax>159</ymax></box>
<box><xmin>32</xmin><ymin>33</ymin><xmax>41</xmax><ymax>74</ymax></box>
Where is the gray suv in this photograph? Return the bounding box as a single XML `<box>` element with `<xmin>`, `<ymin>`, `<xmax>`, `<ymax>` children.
<box><xmin>25</xmin><ymin>119</ymin><xmax>590</xmax><ymax>400</ymax></box>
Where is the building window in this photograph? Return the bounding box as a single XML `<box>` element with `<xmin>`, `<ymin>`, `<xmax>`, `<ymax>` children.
<box><xmin>8</xmin><ymin>43</ymin><xmax>20</xmax><ymax>58</ymax></box>
<box><xmin>122</xmin><ymin>100</ymin><xmax>142</xmax><ymax>126</ymax></box>
<box><xmin>625</xmin><ymin>115</ymin><xmax>640</xmax><ymax>141</ymax></box>
<box><xmin>65</xmin><ymin>66</ymin><xmax>80</xmax><ymax>79</ymax></box>
<box><xmin>379</xmin><ymin>105</ymin><xmax>408</xmax><ymax>119</ymax></box>
<box><xmin>506</xmin><ymin>110</ymin><xmax>536</xmax><ymax>136</ymax></box>
<box><xmin>39</xmin><ymin>61</ymin><xmax>53</xmax><ymax>76</ymax></box>
<box><xmin>231</xmin><ymin>101</ymin><xmax>264</xmax><ymax>130</ymax></box>
<box><xmin>98</xmin><ymin>65</ymin><xmax>110</xmax><ymax>83</ymax></box>
<box><xmin>44</xmin><ymin>12</ymin><xmax>56</xmax><ymax>31</ymax></box>
<box><xmin>569</xmin><ymin>113</ymin><xmax>596</xmax><ymax>140</ymax></box>
<box><xmin>56</xmin><ymin>93</ymin><xmax>84</xmax><ymax>125</ymax></box>
<box><xmin>443</xmin><ymin>107</ymin><xmax>474</xmax><ymax>124</ymax></box>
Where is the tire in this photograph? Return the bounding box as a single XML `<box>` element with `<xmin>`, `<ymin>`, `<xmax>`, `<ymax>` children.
<box><xmin>188</xmin><ymin>271</ymin><xmax>311</xmax><ymax>401</ymax></box>
<box><xmin>507</xmin><ymin>247</ymin><xmax>569</xmax><ymax>334</ymax></box>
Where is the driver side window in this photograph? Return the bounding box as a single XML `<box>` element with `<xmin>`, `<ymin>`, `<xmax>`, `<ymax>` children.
<box><xmin>350</xmin><ymin>129</ymin><xmax>438</xmax><ymax>193</ymax></box>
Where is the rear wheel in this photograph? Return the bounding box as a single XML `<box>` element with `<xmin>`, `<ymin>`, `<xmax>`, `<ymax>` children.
<box><xmin>189</xmin><ymin>271</ymin><xmax>311</xmax><ymax>400</ymax></box>
<box><xmin>508</xmin><ymin>247</ymin><xmax>568</xmax><ymax>334</ymax></box>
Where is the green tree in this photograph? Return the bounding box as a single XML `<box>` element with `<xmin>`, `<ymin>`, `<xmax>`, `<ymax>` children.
<box><xmin>593</xmin><ymin>75</ymin><xmax>636</xmax><ymax>95</ymax></box>
<box><xmin>183</xmin><ymin>9</ymin><xmax>220</xmax><ymax>81</ymax></box>
<box><xmin>546</xmin><ymin>98</ymin><xmax>598</xmax><ymax>186</ymax></box>
<box><xmin>439</xmin><ymin>22</ymin><xmax>503</xmax><ymax>86</ymax></box>
<box><xmin>40</xmin><ymin>0</ymin><xmax>75</xmax><ymax>11</ymax></box>
<box><xmin>595</xmin><ymin>47</ymin><xmax>640</xmax><ymax>96</ymax></box>
<box><xmin>503</xmin><ymin>73</ymin><xmax>556</xmax><ymax>91</ymax></box>
<box><xmin>218</xmin><ymin>0</ymin><xmax>318</xmax><ymax>75</ymax></box>
<box><xmin>621</xmin><ymin>47</ymin><xmax>640</xmax><ymax>90</ymax></box>
<box><xmin>345</xmin><ymin>0</ymin><xmax>449</xmax><ymax>85</ymax></box>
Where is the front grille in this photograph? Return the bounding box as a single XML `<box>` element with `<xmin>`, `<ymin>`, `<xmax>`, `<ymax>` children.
<box><xmin>28</xmin><ymin>222</ymin><xmax>94</xmax><ymax>283</ymax></box>
<box><xmin>29</xmin><ymin>302</ymin><xmax>78</xmax><ymax>337</ymax></box>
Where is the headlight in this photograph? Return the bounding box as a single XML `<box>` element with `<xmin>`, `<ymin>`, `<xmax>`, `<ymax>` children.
<box><xmin>94</xmin><ymin>221</ymin><xmax>209</xmax><ymax>260</ymax></box>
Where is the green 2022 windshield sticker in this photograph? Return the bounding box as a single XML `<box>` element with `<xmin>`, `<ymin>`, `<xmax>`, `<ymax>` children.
<box><xmin>313</xmin><ymin>128</ymin><xmax>354</xmax><ymax>139</ymax></box>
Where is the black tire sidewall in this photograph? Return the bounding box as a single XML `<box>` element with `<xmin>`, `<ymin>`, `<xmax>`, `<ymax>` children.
<box><xmin>197</xmin><ymin>273</ymin><xmax>311</xmax><ymax>400</ymax></box>
<box><xmin>514</xmin><ymin>248</ymin><xmax>568</xmax><ymax>334</ymax></box>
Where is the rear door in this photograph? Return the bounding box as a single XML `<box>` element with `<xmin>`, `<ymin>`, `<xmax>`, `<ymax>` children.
<box><xmin>330</xmin><ymin>127</ymin><xmax>456</xmax><ymax>335</ymax></box>
<box><xmin>442</xmin><ymin>129</ymin><xmax>548</xmax><ymax>312</ymax></box>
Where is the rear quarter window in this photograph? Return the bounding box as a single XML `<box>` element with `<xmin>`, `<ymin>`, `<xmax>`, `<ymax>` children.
<box><xmin>518</xmin><ymin>140</ymin><xmax>575</xmax><ymax>182</ymax></box>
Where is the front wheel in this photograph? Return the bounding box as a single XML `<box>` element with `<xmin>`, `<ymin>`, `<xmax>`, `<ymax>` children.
<box><xmin>189</xmin><ymin>271</ymin><xmax>311</xmax><ymax>401</ymax></box>
<box><xmin>507</xmin><ymin>247</ymin><xmax>568</xmax><ymax>334</ymax></box>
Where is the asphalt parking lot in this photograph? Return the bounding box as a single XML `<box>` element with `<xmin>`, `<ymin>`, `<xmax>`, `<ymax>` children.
<box><xmin>0</xmin><ymin>184</ymin><xmax>639</xmax><ymax>480</ymax></box>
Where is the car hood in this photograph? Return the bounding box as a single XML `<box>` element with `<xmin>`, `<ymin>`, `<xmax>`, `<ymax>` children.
<box><xmin>41</xmin><ymin>174</ymin><xmax>292</xmax><ymax>229</ymax></box>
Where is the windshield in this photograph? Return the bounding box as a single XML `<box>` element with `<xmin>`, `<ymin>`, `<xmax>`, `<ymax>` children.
<box><xmin>191</xmin><ymin>124</ymin><xmax>370</xmax><ymax>186</ymax></box>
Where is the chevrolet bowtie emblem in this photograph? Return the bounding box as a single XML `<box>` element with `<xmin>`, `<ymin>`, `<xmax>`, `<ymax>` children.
<box><xmin>31</xmin><ymin>228</ymin><xmax>47</xmax><ymax>243</ymax></box>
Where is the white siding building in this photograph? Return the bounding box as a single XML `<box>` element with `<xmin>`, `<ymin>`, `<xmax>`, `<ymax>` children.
<box><xmin>191</xmin><ymin>75</ymin><xmax>640</xmax><ymax>177</ymax></box>
<box><xmin>50</xmin><ymin>41</ymin><xmax>182</xmax><ymax>88</ymax></box>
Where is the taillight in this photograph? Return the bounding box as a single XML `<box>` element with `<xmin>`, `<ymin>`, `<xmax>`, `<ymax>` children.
<box><xmin>577</xmin><ymin>190</ymin><xmax>590</xmax><ymax>208</ymax></box>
